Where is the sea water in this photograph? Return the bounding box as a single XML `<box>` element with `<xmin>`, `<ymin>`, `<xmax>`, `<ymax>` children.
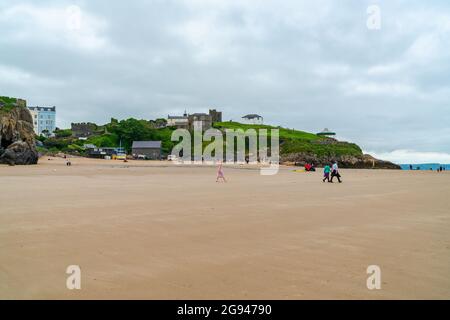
<box><xmin>400</xmin><ymin>164</ymin><xmax>450</xmax><ymax>171</ymax></box>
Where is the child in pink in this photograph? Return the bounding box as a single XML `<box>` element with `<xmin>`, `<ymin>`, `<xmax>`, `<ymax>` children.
<box><xmin>216</xmin><ymin>162</ymin><xmax>227</xmax><ymax>182</ymax></box>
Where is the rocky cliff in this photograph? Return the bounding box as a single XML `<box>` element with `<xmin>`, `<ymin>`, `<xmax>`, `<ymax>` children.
<box><xmin>281</xmin><ymin>152</ymin><xmax>401</xmax><ymax>169</ymax></box>
<box><xmin>0</xmin><ymin>97</ymin><xmax>38</xmax><ymax>165</ymax></box>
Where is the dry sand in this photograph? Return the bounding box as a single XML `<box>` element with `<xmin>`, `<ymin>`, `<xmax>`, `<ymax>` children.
<box><xmin>0</xmin><ymin>157</ymin><xmax>449</xmax><ymax>299</ymax></box>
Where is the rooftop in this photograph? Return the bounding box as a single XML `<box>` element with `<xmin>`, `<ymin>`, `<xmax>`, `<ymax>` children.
<box><xmin>242</xmin><ymin>114</ymin><xmax>262</xmax><ymax>119</ymax></box>
<box><xmin>28</xmin><ymin>106</ymin><xmax>56</xmax><ymax>112</ymax></box>
<box><xmin>168</xmin><ymin>115</ymin><xmax>188</xmax><ymax>119</ymax></box>
<box><xmin>132</xmin><ymin>141</ymin><xmax>162</xmax><ymax>149</ymax></box>
<box><xmin>317</xmin><ymin>128</ymin><xmax>336</xmax><ymax>136</ymax></box>
<box><xmin>190</xmin><ymin>113</ymin><xmax>209</xmax><ymax>117</ymax></box>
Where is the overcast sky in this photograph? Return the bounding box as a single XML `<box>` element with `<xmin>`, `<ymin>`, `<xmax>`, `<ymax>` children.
<box><xmin>1</xmin><ymin>0</ymin><xmax>449</xmax><ymax>163</ymax></box>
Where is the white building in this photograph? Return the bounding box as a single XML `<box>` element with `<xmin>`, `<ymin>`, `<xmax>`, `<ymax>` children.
<box><xmin>28</xmin><ymin>106</ymin><xmax>56</xmax><ymax>136</ymax></box>
<box><xmin>167</xmin><ymin>111</ymin><xmax>189</xmax><ymax>129</ymax></box>
<box><xmin>241</xmin><ymin>114</ymin><xmax>263</xmax><ymax>125</ymax></box>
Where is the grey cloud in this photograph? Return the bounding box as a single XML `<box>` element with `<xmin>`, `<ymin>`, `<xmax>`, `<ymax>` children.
<box><xmin>0</xmin><ymin>0</ymin><xmax>449</xmax><ymax>161</ymax></box>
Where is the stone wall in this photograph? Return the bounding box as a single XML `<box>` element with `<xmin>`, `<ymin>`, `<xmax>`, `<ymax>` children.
<box><xmin>71</xmin><ymin>122</ymin><xmax>97</xmax><ymax>137</ymax></box>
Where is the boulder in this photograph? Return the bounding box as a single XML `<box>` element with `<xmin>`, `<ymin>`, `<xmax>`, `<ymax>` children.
<box><xmin>0</xmin><ymin>98</ymin><xmax>38</xmax><ymax>165</ymax></box>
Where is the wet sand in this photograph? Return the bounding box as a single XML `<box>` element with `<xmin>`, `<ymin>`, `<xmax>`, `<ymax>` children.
<box><xmin>0</xmin><ymin>157</ymin><xmax>449</xmax><ymax>299</ymax></box>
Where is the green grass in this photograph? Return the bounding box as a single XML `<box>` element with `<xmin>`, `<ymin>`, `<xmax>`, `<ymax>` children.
<box><xmin>0</xmin><ymin>96</ymin><xmax>18</xmax><ymax>114</ymax></box>
<box><xmin>85</xmin><ymin>133</ymin><xmax>119</xmax><ymax>148</ymax></box>
<box><xmin>37</xmin><ymin>118</ymin><xmax>364</xmax><ymax>159</ymax></box>
<box><xmin>214</xmin><ymin>121</ymin><xmax>321</xmax><ymax>140</ymax></box>
<box><xmin>213</xmin><ymin>121</ymin><xmax>363</xmax><ymax>157</ymax></box>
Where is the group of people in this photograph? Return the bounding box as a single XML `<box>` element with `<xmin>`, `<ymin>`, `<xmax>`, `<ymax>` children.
<box><xmin>216</xmin><ymin>161</ymin><xmax>343</xmax><ymax>183</ymax></box>
<box><xmin>304</xmin><ymin>163</ymin><xmax>316</xmax><ymax>172</ymax></box>
<box><xmin>63</xmin><ymin>155</ymin><xmax>72</xmax><ymax>166</ymax></box>
<box><xmin>409</xmin><ymin>164</ymin><xmax>447</xmax><ymax>172</ymax></box>
<box><xmin>322</xmin><ymin>161</ymin><xmax>342</xmax><ymax>183</ymax></box>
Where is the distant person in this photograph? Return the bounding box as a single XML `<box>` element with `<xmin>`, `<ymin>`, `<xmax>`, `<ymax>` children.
<box><xmin>305</xmin><ymin>163</ymin><xmax>311</xmax><ymax>171</ymax></box>
<box><xmin>66</xmin><ymin>159</ymin><xmax>71</xmax><ymax>166</ymax></box>
<box><xmin>439</xmin><ymin>166</ymin><xmax>443</xmax><ymax>172</ymax></box>
<box><xmin>216</xmin><ymin>162</ymin><xmax>227</xmax><ymax>183</ymax></box>
<box><xmin>323</xmin><ymin>164</ymin><xmax>331</xmax><ymax>182</ymax></box>
<box><xmin>409</xmin><ymin>164</ymin><xmax>413</xmax><ymax>170</ymax></box>
<box><xmin>330</xmin><ymin>161</ymin><xmax>342</xmax><ymax>183</ymax></box>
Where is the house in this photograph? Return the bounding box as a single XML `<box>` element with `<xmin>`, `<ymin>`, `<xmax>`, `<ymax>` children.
<box><xmin>168</xmin><ymin>109</ymin><xmax>222</xmax><ymax>131</ymax></box>
<box><xmin>132</xmin><ymin>141</ymin><xmax>162</xmax><ymax>160</ymax></box>
<box><xmin>28</xmin><ymin>106</ymin><xmax>56</xmax><ymax>136</ymax></box>
<box><xmin>167</xmin><ymin>111</ymin><xmax>189</xmax><ymax>129</ymax></box>
<box><xmin>242</xmin><ymin>114</ymin><xmax>263</xmax><ymax>125</ymax></box>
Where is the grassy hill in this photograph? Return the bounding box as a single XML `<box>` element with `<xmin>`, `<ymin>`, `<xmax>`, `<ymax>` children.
<box><xmin>37</xmin><ymin>118</ymin><xmax>364</xmax><ymax>160</ymax></box>
<box><xmin>213</xmin><ymin>121</ymin><xmax>363</xmax><ymax>158</ymax></box>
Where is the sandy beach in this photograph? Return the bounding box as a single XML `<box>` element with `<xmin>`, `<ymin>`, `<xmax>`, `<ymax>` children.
<box><xmin>0</xmin><ymin>157</ymin><xmax>449</xmax><ymax>299</ymax></box>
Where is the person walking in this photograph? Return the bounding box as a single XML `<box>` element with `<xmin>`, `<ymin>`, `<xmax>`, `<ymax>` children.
<box><xmin>330</xmin><ymin>161</ymin><xmax>342</xmax><ymax>183</ymax></box>
<box><xmin>323</xmin><ymin>164</ymin><xmax>331</xmax><ymax>182</ymax></box>
<box><xmin>216</xmin><ymin>161</ymin><xmax>227</xmax><ymax>183</ymax></box>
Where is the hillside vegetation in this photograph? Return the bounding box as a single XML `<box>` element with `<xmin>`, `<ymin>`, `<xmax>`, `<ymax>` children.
<box><xmin>38</xmin><ymin>119</ymin><xmax>362</xmax><ymax>160</ymax></box>
<box><xmin>0</xmin><ymin>96</ymin><xmax>20</xmax><ymax>114</ymax></box>
<box><xmin>3</xmin><ymin>95</ymin><xmax>399</xmax><ymax>168</ymax></box>
<box><xmin>213</xmin><ymin>122</ymin><xmax>363</xmax><ymax>158</ymax></box>
<box><xmin>39</xmin><ymin>118</ymin><xmax>177</xmax><ymax>155</ymax></box>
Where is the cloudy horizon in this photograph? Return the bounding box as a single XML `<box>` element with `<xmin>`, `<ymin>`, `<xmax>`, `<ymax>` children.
<box><xmin>1</xmin><ymin>0</ymin><xmax>449</xmax><ymax>163</ymax></box>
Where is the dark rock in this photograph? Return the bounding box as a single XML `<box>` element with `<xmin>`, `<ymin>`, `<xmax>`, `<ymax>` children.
<box><xmin>0</xmin><ymin>99</ymin><xmax>38</xmax><ymax>166</ymax></box>
<box><xmin>0</xmin><ymin>141</ymin><xmax>38</xmax><ymax>165</ymax></box>
<box><xmin>282</xmin><ymin>152</ymin><xmax>400</xmax><ymax>169</ymax></box>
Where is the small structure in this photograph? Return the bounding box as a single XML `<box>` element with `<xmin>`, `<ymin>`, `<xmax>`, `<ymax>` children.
<box><xmin>242</xmin><ymin>114</ymin><xmax>263</xmax><ymax>125</ymax></box>
<box><xmin>132</xmin><ymin>141</ymin><xmax>162</xmax><ymax>160</ymax></box>
<box><xmin>84</xmin><ymin>145</ymin><xmax>119</xmax><ymax>158</ymax></box>
<box><xmin>316</xmin><ymin>128</ymin><xmax>336</xmax><ymax>138</ymax></box>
